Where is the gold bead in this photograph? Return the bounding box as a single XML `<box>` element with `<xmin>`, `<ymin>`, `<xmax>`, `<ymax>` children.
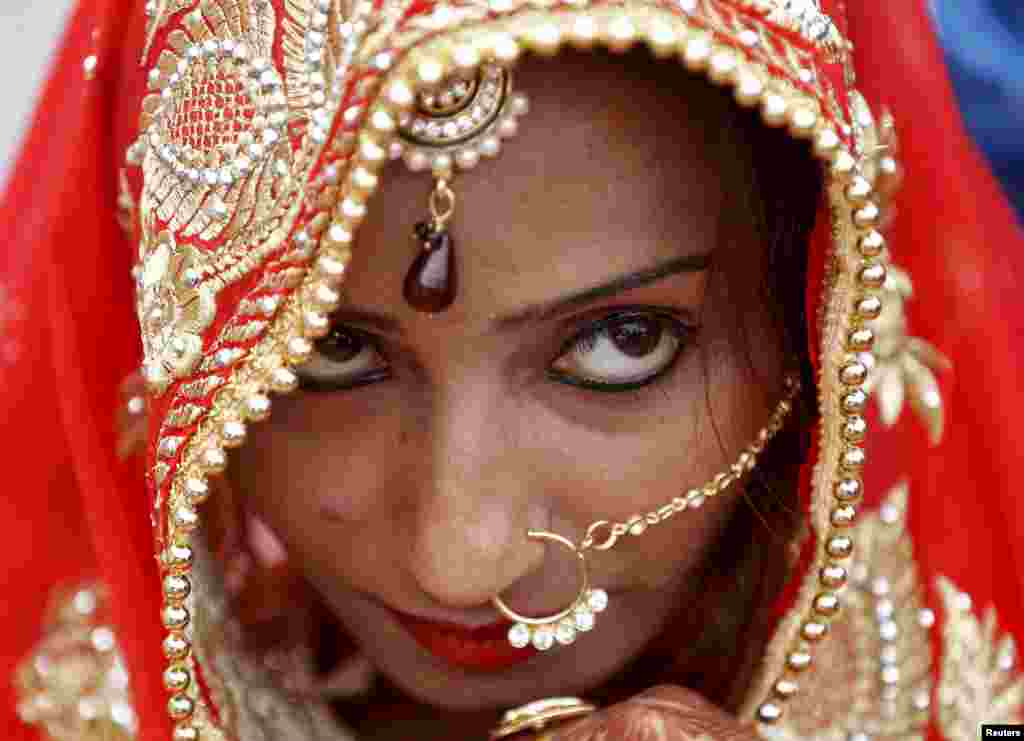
<box><xmin>847</xmin><ymin>327</ymin><xmax>875</xmax><ymax>352</ymax></box>
<box><xmin>802</xmin><ymin>621</ymin><xmax>829</xmax><ymax>642</ymax></box>
<box><xmin>853</xmin><ymin>202</ymin><xmax>880</xmax><ymax>227</ymax></box>
<box><xmin>858</xmin><ymin>229</ymin><xmax>885</xmax><ymax>258</ymax></box>
<box><xmin>200</xmin><ymin>447</ymin><xmax>227</xmax><ymax>474</ymax></box>
<box><xmin>627</xmin><ymin>515</ymin><xmax>647</xmax><ymax>536</ymax></box>
<box><xmin>221</xmin><ymin>420</ymin><xmax>247</xmax><ymax>448</ymax></box>
<box><xmin>840</xmin><ymin>446</ymin><xmax>866</xmax><ymax>470</ymax></box>
<box><xmin>682</xmin><ymin>34</ymin><xmax>712</xmax><ymax>71</ymax></box>
<box><xmin>606</xmin><ymin>17</ymin><xmax>637</xmax><ymax>52</ymax></box>
<box><xmin>163</xmin><ymin>574</ymin><xmax>191</xmax><ymax>602</ymax></box>
<box><xmin>813</xmin><ymin>592</ymin><xmax>840</xmax><ymax>617</ymax></box>
<box><xmin>568</xmin><ymin>15</ymin><xmax>598</xmax><ymax>47</ymax></box>
<box><xmin>386</xmin><ymin>78</ymin><xmax>415</xmax><ymax>107</ymax></box>
<box><xmin>323</xmin><ymin>223</ymin><xmax>353</xmax><ymax>249</ymax></box>
<box><xmin>164</xmin><ymin>665</ymin><xmax>191</xmax><ymax>692</ymax></box>
<box><xmin>168</xmin><ymin>694</ymin><xmax>195</xmax><ymax>721</ymax></box>
<box><xmin>173</xmin><ymin>725</ymin><xmax>200</xmax><ymax>741</ymax></box>
<box><xmin>855</xmin><ymin>296</ymin><xmax>883</xmax><ymax>320</ymax></box>
<box><xmin>645</xmin><ymin>19</ymin><xmax>679</xmax><ymax>58</ymax></box>
<box><xmin>839</xmin><ymin>361</ymin><xmax>868</xmax><ymax>386</ymax></box>
<box><xmin>416</xmin><ymin>57</ymin><xmax>445</xmax><ymax>85</ymax></box>
<box><xmin>787</xmin><ymin>650</ymin><xmax>812</xmax><ymax>671</ymax></box>
<box><xmin>831</xmin><ymin>504</ymin><xmax>857</xmax><ymax>527</ymax></box>
<box><xmin>310</xmin><ymin>282</ymin><xmax>341</xmax><ymax>312</ymax></box>
<box><xmin>774</xmin><ymin>678</ymin><xmax>799</xmax><ymax>698</ymax></box>
<box><xmin>165</xmin><ymin>543</ymin><xmax>194</xmax><ymax>570</ymax></box>
<box><xmin>270</xmin><ymin>367</ymin><xmax>300</xmax><ymax>394</ymax></box>
<box><xmin>813</xmin><ymin>128</ymin><xmax>840</xmax><ymax>156</ymax></box>
<box><xmin>245</xmin><ymin>394</ymin><xmax>272</xmax><ymax>422</ymax></box>
<box><xmin>830</xmin><ymin>149</ymin><xmax>857</xmax><ymax>178</ymax></box>
<box><xmin>184</xmin><ymin>477</ymin><xmax>209</xmax><ymax>503</ymax></box>
<box><xmin>734</xmin><ymin>70</ymin><xmax>765</xmax><ymax>107</ymax></box>
<box><xmin>819</xmin><ymin>564</ymin><xmax>848</xmax><ymax>589</ymax></box>
<box><xmin>826</xmin><ymin>535</ymin><xmax>854</xmax><ymax>559</ymax></box>
<box><xmin>163</xmin><ymin>605</ymin><xmax>190</xmax><ymax>630</ymax></box>
<box><xmin>834</xmin><ymin>477</ymin><xmax>863</xmax><ymax>502</ymax></box>
<box><xmin>163</xmin><ymin>633</ymin><xmax>191</xmax><ymax>661</ymax></box>
<box><xmin>452</xmin><ymin>44</ymin><xmax>481</xmax><ymax>71</ymax></box>
<box><xmin>708</xmin><ymin>48</ymin><xmax>738</xmax><ymax>84</ymax></box>
<box><xmin>858</xmin><ymin>263</ymin><xmax>887</xmax><ymax>289</ymax></box>
<box><xmin>368</xmin><ymin>109</ymin><xmax>396</xmax><ymax>134</ymax></box>
<box><xmin>842</xmin><ymin>389</ymin><xmax>868</xmax><ymax>415</ymax></box>
<box><xmin>761</xmin><ymin>92</ymin><xmax>788</xmax><ymax>127</ymax></box>
<box><xmin>173</xmin><ymin>505</ymin><xmax>199</xmax><ymax>531</ymax></box>
<box><xmin>317</xmin><ymin>253</ymin><xmax>349</xmax><ymax>282</ymax></box>
<box><xmin>304</xmin><ymin>309</ymin><xmax>331</xmax><ymax>338</ymax></box>
<box><xmin>844</xmin><ymin>176</ymin><xmax>872</xmax><ymax>203</ymax></box>
<box><xmin>787</xmin><ymin>106</ymin><xmax>818</xmax><ymax>138</ymax></box>
<box><xmin>842</xmin><ymin>415</ymin><xmax>867</xmax><ymax>443</ymax></box>
<box><xmin>286</xmin><ymin>337</ymin><xmax>314</xmax><ymax>365</ymax></box>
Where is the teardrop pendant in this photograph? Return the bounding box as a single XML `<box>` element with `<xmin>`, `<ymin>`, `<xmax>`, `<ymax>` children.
<box><xmin>403</xmin><ymin>221</ymin><xmax>457</xmax><ymax>313</ymax></box>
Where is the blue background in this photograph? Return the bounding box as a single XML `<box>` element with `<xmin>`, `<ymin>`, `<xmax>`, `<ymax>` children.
<box><xmin>933</xmin><ymin>0</ymin><xmax>1024</xmax><ymax>222</ymax></box>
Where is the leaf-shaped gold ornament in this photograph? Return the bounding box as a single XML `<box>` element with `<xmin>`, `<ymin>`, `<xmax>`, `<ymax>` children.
<box><xmin>935</xmin><ymin>577</ymin><xmax>1024</xmax><ymax>739</ymax></box>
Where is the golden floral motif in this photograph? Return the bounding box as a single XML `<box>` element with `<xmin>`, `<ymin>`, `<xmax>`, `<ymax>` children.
<box><xmin>15</xmin><ymin>585</ymin><xmax>137</xmax><ymax>741</ymax></box>
<box><xmin>860</xmin><ymin>264</ymin><xmax>951</xmax><ymax>445</ymax></box>
<box><xmin>136</xmin><ymin>230</ymin><xmax>218</xmax><ymax>393</ymax></box>
<box><xmin>935</xmin><ymin>577</ymin><xmax>1024</xmax><ymax>739</ymax></box>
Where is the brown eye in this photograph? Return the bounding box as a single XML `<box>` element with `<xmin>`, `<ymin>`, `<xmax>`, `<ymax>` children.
<box><xmin>317</xmin><ymin>328</ymin><xmax>365</xmax><ymax>363</ymax></box>
<box><xmin>608</xmin><ymin>316</ymin><xmax>663</xmax><ymax>358</ymax></box>
<box><xmin>550</xmin><ymin>311</ymin><xmax>689</xmax><ymax>391</ymax></box>
<box><xmin>296</xmin><ymin>327</ymin><xmax>390</xmax><ymax>391</ymax></box>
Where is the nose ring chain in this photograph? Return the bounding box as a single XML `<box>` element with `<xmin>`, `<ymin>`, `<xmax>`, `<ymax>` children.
<box><xmin>491</xmin><ymin>376</ymin><xmax>801</xmax><ymax>651</ymax></box>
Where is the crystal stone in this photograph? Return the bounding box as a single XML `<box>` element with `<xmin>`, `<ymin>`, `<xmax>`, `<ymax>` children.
<box><xmin>532</xmin><ymin>626</ymin><xmax>555</xmax><ymax>651</ymax></box>
<box><xmin>587</xmin><ymin>589</ymin><xmax>608</xmax><ymax>613</ymax></box>
<box><xmin>508</xmin><ymin>623</ymin><xmax>531</xmax><ymax>649</ymax></box>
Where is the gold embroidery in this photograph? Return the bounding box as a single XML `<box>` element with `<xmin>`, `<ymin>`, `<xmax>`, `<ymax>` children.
<box><xmin>117</xmin><ymin>169</ymin><xmax>138</xmax><ymax>240</ymax></box>
<box><xmin>15</xmin><ymin>585</ymin><xmax>137</xmax><ymax>741</ymax></box>
<box><xmin>132</xmin><ymin>0</ymin><xmax>884</xmax><ymax>735</ymax></box>
<box><xmin>862</xmin><ymin>264</ymin><xmax>951</xmax><ymax>445</ymax></box>
<box><xmin>935</xmin><ymin>577</ymin><xmax>1024</xmax><ymax>739</ymax></box>
<box><xmin>757</xmin><ymin>483</ymin><xmax>933</xmax><ymax>740</ymax></box>
<box><xmin>135</xmin><ymin>229</ymin><xmax>218</xmax><ymax>393</ymax></box>
<box><xmin>142</xmin><ymin>0</ymin><xmax>196</xmax><ymax>62</ymax></box>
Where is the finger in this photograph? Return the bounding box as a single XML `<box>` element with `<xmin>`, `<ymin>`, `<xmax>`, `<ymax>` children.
<box><xmin>555</xmin><ymin>685</ymin><xmax>759</xmax><ymax>741</ymax></box>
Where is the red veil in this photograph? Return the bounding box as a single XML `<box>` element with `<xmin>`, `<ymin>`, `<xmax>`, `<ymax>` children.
<box><xmin>1</xmin><ymin>1</ymin><xmax>1021</xmax><ymax>739</ymax></box>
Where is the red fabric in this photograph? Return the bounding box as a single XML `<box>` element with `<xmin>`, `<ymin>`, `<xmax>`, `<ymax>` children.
<box><xmin>0</xmin><ymin>1</ymin><xmax>169</xmax><ymax>738</ymax></box>
<box><xmin>848</xmin><ymin>0</ymin><xmax>1024</xmax><ymax>635</ymax></box>
<box><xmin>0</xmin><ymin>1</ymin><xmax>1021</xmax><ymax>740</ymax></box>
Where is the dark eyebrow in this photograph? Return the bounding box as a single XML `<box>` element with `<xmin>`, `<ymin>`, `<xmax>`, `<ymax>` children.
<box><xmin>331</xmin><ymin>252</ymin><xmax>712</xmax><ymax>335</ymax></box>
<box><xmin>492</xmin><ymin>252</ymin><xmax>713</xmax><ymax>330</ymax></box>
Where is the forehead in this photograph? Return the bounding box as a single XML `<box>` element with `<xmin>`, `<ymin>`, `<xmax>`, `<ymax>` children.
<box><xmin>344</xmin><ymin>50</ymin><xmax>748</xmax><ymax>319</ymax></box>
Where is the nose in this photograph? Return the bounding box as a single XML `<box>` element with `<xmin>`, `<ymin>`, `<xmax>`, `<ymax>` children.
<box><xmin>407</xmin><ymin>384</ymin><xmax>545</xmax><ymax>609</ymax></box>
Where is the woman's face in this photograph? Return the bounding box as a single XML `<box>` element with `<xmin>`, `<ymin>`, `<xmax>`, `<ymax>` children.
<box><xmin>233</xmin><ymin>50</ymin><xmax>788</xmax><ymax>710</ymax></box>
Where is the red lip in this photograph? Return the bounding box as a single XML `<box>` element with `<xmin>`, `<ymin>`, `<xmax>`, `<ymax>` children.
<box><xmin>392</xmin><ymin>610</ymin><xmax>538</xmax><ymax>671</ymax></box>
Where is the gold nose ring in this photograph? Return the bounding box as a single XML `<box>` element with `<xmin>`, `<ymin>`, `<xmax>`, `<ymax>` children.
<box><xmin>492</xmin><ymin>530</ymin><xmax>608</xmax><ymax>651</ymax></box>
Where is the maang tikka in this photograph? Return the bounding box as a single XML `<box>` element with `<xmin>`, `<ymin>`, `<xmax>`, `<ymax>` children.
<box><xmin>394</xmin><ymin>63</ymin><xmax>529</xmax><ymax>313</ymax></box>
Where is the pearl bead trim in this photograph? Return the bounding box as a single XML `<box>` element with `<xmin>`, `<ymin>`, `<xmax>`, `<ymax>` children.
<box><xmin>148</xmin><ymin>1</ymin><xmax>883</xmax><ymax>733</ymax></box>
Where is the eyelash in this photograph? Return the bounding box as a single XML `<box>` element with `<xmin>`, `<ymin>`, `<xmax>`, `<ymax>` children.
<box><xmin>547</xmin><ymin>309</ymin><xmax>694</xmax><ymax>393</ymax></box>
<box><xmin>296</xmin><ymin>309</ymin><xmax>696</xmax><ymax>394</ymax></box>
